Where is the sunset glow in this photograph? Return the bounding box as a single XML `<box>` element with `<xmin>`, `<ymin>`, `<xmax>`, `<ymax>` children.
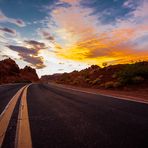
<box><xmin>0</xmin><ymin>0</ymin><xmax>148</xmax><ymax>76</ymax></box>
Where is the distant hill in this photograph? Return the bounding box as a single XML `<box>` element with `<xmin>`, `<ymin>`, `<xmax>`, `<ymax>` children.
<box><xmin>41</xmin><ymin>61</ymin><xmax>148</xmax><ymax>89</ymax></box>
<box><xmin>0</xmin><ymin>58</ymin><xmax>39</xmax><ymax>84</ymax></box>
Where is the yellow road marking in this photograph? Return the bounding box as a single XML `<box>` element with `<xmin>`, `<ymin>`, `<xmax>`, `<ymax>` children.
<box><xmin>15</xmin><ymin>84</ymin><xmax>32</xmax><ymax>148</ymax></box>
<box><xmin>0</xmin><ymin>85</ymin><xmax>27</xmax><ymax>147</ymax></box>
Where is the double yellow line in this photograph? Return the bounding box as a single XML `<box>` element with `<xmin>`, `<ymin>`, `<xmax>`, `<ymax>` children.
<box><xmin>0</xmin><ymin>84</ymin><xmax>32</xmax><ymax>148</ymax></box>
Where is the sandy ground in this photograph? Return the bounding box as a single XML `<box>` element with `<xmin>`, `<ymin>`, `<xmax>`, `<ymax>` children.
<box><xmin>51</xmin><ymin>83</ymin><xmax>148</xmax><ymax>104</ymax></box>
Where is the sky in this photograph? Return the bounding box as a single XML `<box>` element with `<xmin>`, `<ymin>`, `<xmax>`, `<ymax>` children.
<box><xmin>0</xmin><ymin>0</ymin><xmax>148</xmax><ymax>77</ymax></box>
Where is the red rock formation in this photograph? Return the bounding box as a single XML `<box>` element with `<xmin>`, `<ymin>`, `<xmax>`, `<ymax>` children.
<box><xmin>0</xmin><ymin>58</ymin><xmax>39</xmax><ymax>84</ymax></box>
<box><xmin>20</xmin><ymin>66</ymin><xmax>39</xmax><ymax>82</ymax></box>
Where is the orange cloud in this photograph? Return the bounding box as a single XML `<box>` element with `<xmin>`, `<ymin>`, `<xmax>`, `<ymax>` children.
<box><xmin>45</xmin><ymin>0</ymin><xmax>148</xmax><ymax>66</ymax></box>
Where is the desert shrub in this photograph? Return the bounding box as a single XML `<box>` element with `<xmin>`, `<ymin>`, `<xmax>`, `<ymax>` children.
<box><xmin>89</xmin><ymin>70</ymin><xmax>94</xmax><ymax>75</ymax></box>
<box><xmin>112</xmin><ymin>73</ymin><xmax>117</xmax><ymax>78</ymax></box>
<box><xmin>99</xmin><ymin>83</ymin><xmax>105</xmax><ymax>87</ymax></box>
<box><xmin>105</xmin><ymin>81</ymin><xmax>114</xmax><ymax>88</ymax></box>
<box><xmin>113</xmin><ymin>81</ymin><xmax>122</xmax><ymax>88</ymax></box>
<box><xmin>116</xmin><ymin>62</ymin><xmax>148</xmax><ymax>85</ymax></box>
<box><xmin>71</xmin><ymin>79</ymin><xmax>79</xmax><ymax>85</ymax></box>
<box><xmin>91</xmin><ymin>78</ymin><xmax>101</xmax><ymax>85</ymax></box>
<box><xmin>81</xmin><ymin>70</ymin><xmax>89</xmax><ymax>79</ymax></box>
<box><xmin>131</xmin><ymin>76</ymin><xmax>144</xmax><ymax>84</ymax></box>
<box><xmin>90</xmin><ymin>65</ymin><xmax>100</xmax><ymax>69</ymax></box>
<box><xmin>59</xmin><ymin>73</ymin><xmax>71</xmax><ymax>82</ymax></box>
<box><xmin>85</xmin><ymin>78</ymin><xmax>91</xmax><ymax>83</ymax></box>
<box><xmin>89</xmin><ymin>68</ymin><xmax>100</xmax><ymax>75</ymax></box>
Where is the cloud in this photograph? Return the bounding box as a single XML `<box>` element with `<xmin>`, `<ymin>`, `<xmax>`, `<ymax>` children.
<box><xmin>58</xmin><ymin>68</ymin><xmax>64</xmax><ymax>71</ymax></box>
<box><xmin>59</xmin><ymin>62</ymin><xmax>64</xmax><ymax>64</ymax></box>
<box><xmin>57</xmin><ymin>0</ymin><xmax>80</xmax><ymax>5</ymax></box>
<box><xmin>24</xmin><ymin>40</ymin><xmax>46</xmax><ymax>49</ymax></box>
<box><xmin>40</xmin><ymin>0</ymin><xmax>148</xmax><ymax>65</ymax></box>
<box><xmin>19</xmin><ymin>54</ymin><xmax>45</xmax><ymax>69</ymax></box>
<box><xmin>59</xmin><ymin>0</ymin><xmax>78</xmax><ymax>3</ymax></box>
<box><xmin>8</xmin><ymin>45</ymin><xmax>37</xmax><ymax>55</ymax></box>
<box><xmin>132</xmin><ymin>0</ymin><xmax>148</xmax><ymax>19</ymax></box>
<box><xmin>7</xmin><ymin>45</ymin><xmax>46</xmax><ymax>69</ymax></box>
<box><xmin>0</xmin><ymin>27</ymin><xmax>16</xmax><ymax>35</ymax></box>
<box><xmin>2</xmin><ymin>55</ymin><xmax>10</xmax><ymax>58</ymax></box>
<box><xmin>123</xmin><ymin>0</ymin><xmax>136</xmax><ymax>8</ymax></box>
<box><xmin>38</xmin><ymin>29</ymin><xmax>55</xmax><ymax>41</ymax></box>
<box><xmin>0</xmin><ymin>10</ymin><xmax>26</xmax><ymax>27</ymax></box>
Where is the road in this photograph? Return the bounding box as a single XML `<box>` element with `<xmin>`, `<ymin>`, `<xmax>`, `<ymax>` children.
<box><xmin>0</xmin><ymin>83</ymin><xmax>148</xmax><ymax>148</ymax></box>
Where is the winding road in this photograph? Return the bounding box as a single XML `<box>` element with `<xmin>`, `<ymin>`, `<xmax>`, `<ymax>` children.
<box><xmin>0</xmin><ymin>83</ymin><xmax>148</xmax><ymax>148</ymax></box>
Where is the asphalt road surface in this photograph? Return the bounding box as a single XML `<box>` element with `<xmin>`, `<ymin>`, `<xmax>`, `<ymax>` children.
<box><xmin>0</xmin><ymin>83</ymin><xmax>148</xmax><ymax>148</ymax></box>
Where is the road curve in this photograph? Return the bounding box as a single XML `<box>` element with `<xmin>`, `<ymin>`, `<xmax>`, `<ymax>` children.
<box><xmin>0</xmin><ymin>83</ymin><xmax>148</xmax><ymax>148</ymax></box>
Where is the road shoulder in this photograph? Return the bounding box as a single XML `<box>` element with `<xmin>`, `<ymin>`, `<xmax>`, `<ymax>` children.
<box><xmin>48</xmin><ymin>83</ymin><xmax>148</xmax><ymax>104</ymax></box>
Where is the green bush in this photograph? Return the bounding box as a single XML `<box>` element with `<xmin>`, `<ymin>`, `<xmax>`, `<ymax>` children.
<box><xmin>132</xmin><ymin>76</ymin><xmax>144</xmax><ymax>84</ymax></box>
<box><xmin>81</xmin><ymin>71</ymin><xmax>89</xmax><ymax>79</ymax></box>
<box><xmin>99</xmin><ymin>83</ymin><xmax>105</xmax><ymax>87</ymax></box>
<box><xmin>116</xmin><ymin>62</ymin><xmax>148</xmax><ymax>85</ymax></box>
<box><xmin>113</xmin><ymin>81</ymin><xmax>122</xmax><ymax>88</ymax></box>
<box><xmin>91</xmin><ymin>78</ymin><xmax>101</xmax><ymax>85</ymax></box>
<box><xmin>112</xmin><ymin>73</ymin><xmax>117</xmax><ymax>78</ymax></box>
<box><xmin>85</xmin><ymin>78</ymin><xmax>90</xmax><ymax>83</ymax></box>
<box><xmin>71</xmin><ymin>79</ymin><xmax>79</xmax><ymax>85</ymax></box>
<box><xmin>105</xmin><ymin>81</ymin><xmax>114</xmax><ymax>88</ymax></box>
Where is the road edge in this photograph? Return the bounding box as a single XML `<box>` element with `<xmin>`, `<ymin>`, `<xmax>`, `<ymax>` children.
<box><xmin>48</xmin><ymin>83</ymin><xmax>148</xmax><ymax>105</ymax></box>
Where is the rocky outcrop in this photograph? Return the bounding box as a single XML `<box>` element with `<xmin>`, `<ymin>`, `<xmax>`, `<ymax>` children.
<box><xmin>20</xmin><ymin>66</ymin><xmax>39</xmax><ymax>82</ymax></box>
<box><xmin>0</xmin><ymin>58</ymin><xmax>39</xmax><ymax>84</ymax></box>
